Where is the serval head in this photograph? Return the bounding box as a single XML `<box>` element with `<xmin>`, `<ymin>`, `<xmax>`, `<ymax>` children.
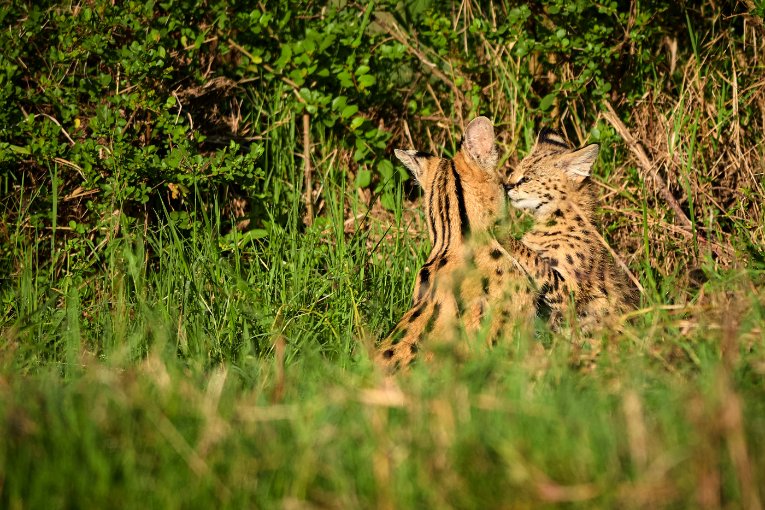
<box><xmin>504</xmin><ymin>129</ymin><xmax>599</xmax><ymax>218</ymax></box>
<box><xmin>394</xmin><ymin>116</ymin><xmax>506</xmax><ymax>243</ymax></box>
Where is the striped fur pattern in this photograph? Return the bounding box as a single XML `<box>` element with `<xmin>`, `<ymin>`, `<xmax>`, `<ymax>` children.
<box><xmin>501</xmin><ymin>129</ymin><xmax>638</xmax><ymax>329</ymax></box>
<box><xmin>377</xmin><ymin>117</ymin><xmax>534</xmax><ymax>369</ymax></box>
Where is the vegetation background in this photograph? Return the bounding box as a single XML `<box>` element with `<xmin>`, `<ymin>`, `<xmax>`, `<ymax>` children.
<box><xmin>1</xmin><ymin>0</ymin><xmax>764</xmax><ymax>507</ymax></box>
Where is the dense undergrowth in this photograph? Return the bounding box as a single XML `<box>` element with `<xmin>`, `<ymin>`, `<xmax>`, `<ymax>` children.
<box><xmin>1</xmin><ymin>1</ymin><xmax>764</xmax><ymax>508</ymax></box>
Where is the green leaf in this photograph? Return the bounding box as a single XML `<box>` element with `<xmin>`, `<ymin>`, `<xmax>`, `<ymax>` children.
<box><xmin>354</xmin><ymin>169</ymin><xmax>372</xmax><ymax>188</ymax></box>
<box><xmin>380</xmin><ymin>192</ymin><xmax>396</xmax><ymax>211</ymax></box>
<box><xmin>288</xmin><ymin>69</ymin><xmax>304</xmax><ymax>86</ymax></box>
<box><xmin>247</xmin><ymin>229</ymin><xmax>269</xmax><ymax>240</ymax></box>
<box><xmin>353</xmin><ymin>146</ymin><xmax>368</xmax><ymax>161</ymax></box>
<box><xmin>8</xmin><ymin>144</ymin><xmax>30</xmax><ymax>155</ymax></box>
<box><xmin>539</xmin><ymin>93</ymin><xmax>556</xmax><ymax>111</ymax></box>
<box><xmin>274</xmin><ymin>45</ymin><xmax>292</xmax><ymax>69</ymax></box>
<box><xmin>341</xmin><ymin>104</ymin><xmax>358</xmax><ymax>119</ymax></box>
<box><xmin>357</xmin><ymin>74</ymin><xmax>375</xmax><ymax>89</ymax></box>
<box><xmin>331</xmin><ymin>95</ymin><xmax>347</xmax><ymax>110</ymax></box>
<box><xmin>350</xmin><ymin>116</ymin><xmax>365</xmax><ymax>130</ymax></box>
<box><xmin>377</xmin><ymin>159</ymin><xmax>394</xmax><ymax>180</ymax></box>
<box><xmin>337</xmin><ymin>70</ymin><xmax>353</xmax><ymax>87</ymax></box>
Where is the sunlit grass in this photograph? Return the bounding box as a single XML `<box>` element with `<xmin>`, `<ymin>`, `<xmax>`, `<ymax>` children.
<box><xmin>2</xmin><ymin>3</ymin><xmax>765</xmax><ymax>509</ymax></box>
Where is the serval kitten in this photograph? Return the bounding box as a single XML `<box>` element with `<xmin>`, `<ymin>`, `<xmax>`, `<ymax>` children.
<box><xmin>501</xmin><ymin>129</ymin><xmax>638</xmax><ymax>329</ymax></box>
<box><xmin>377</xmin><ymin>117</ymin><xmax>534</xmax><ymax>369</ymax></box>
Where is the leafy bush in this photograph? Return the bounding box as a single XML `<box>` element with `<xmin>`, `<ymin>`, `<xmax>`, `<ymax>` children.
<box><xmin>1</xmin><ymin>0</ymin><xmax>761</xmax><ymax>289</ymax></box>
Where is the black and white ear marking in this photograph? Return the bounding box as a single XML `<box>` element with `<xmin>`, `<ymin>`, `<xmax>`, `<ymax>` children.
<box><xmin>560</xmin><ymin>143</ymin><xmax>599</xmax><ymax>182</ymax></box>
<box><xmin>463</xmin><ymin>116</ymin><xmax>498</xmax><ymax>171</ymax></box>
<box><xmin>394</xmin><ymin>149</ymin><xmax>429</xmax><ymax>185</ymax></box>
<box><xmin>536</xmin><ymin>128</ymin><xmax>570</xmax><ymax>149</ymax></box>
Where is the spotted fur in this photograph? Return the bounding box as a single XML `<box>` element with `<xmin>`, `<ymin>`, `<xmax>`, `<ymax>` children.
<box><xmin>501</xmin><ymin>129</ymin><xmax>638</xmax><ymax>329</ymax></box>
<box><xmin>377</xmin><ymin>117</ymin><xmax>534</xmax><ymax>369</ymax></box>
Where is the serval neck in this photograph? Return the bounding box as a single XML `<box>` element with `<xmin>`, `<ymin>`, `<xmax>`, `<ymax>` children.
<box><xmin>535</xmin><ymin>184</ymin><xmax>596</xmax><ymax>225</ymax></box>
<box><xmin>422</xmin><ymin>158</ymin><xmax>471</xmax><ymax>268</ymax></box>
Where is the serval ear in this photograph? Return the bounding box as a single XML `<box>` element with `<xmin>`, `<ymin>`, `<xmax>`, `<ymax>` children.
<box><xmin>559</xmin><ymin>143</ymin><xmax>599</xmax><ymax>183</ymax></box>
<box><xmin>394</xmin><ymin>149</ymin><xmax>430</xmax><ymax>186</ymax></box>
<box><xmin>462</xmin><ymin>116</ymin><xmax>498</xmax><ymax>172</ymax></box>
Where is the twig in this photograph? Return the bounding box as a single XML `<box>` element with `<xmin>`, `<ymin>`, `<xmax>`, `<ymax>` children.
<box><xmin>602</xmin><ymin>100</ymin><xmax>692</xmax><ymax>228</ymax></box>
<box><xmin>402</xmin><ymin>119</ymin><xmax>414</xmax><ymax>148</ymax></box>
<box><xmin>302</xmin><ymin>113</ymin><xmax>314</xmax><ymax>226</ymax></box>
<box><xmin>63</xmin><ymin>186</ymin><xmax>98</xmax><ymax>202</ymax></box>
<box><xmin>40</xmin><ymin>113</ymin><xmax>76</xmax><ymax>146</ymax></box>
<box><xmin>53</xmin><ymin>157</ymin><xmax>85</xmax><ymax>179</ymax></box>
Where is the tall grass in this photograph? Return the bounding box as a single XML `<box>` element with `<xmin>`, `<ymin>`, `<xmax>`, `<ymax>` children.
<box><xmin>3</xmin><ymin>113</ymin><xmax>764</xmax><ymax>507</ymax></box>
<box><xmin>2</xmin><ymin>1</ymin><xmax>765</xmax><ymax>508</ymax></box>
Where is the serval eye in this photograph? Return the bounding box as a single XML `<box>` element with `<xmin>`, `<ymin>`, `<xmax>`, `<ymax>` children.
<box><xmin>504</xmin><ymin>176</ymin><xmax>528</xmax><ymax>192</ymax></box>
